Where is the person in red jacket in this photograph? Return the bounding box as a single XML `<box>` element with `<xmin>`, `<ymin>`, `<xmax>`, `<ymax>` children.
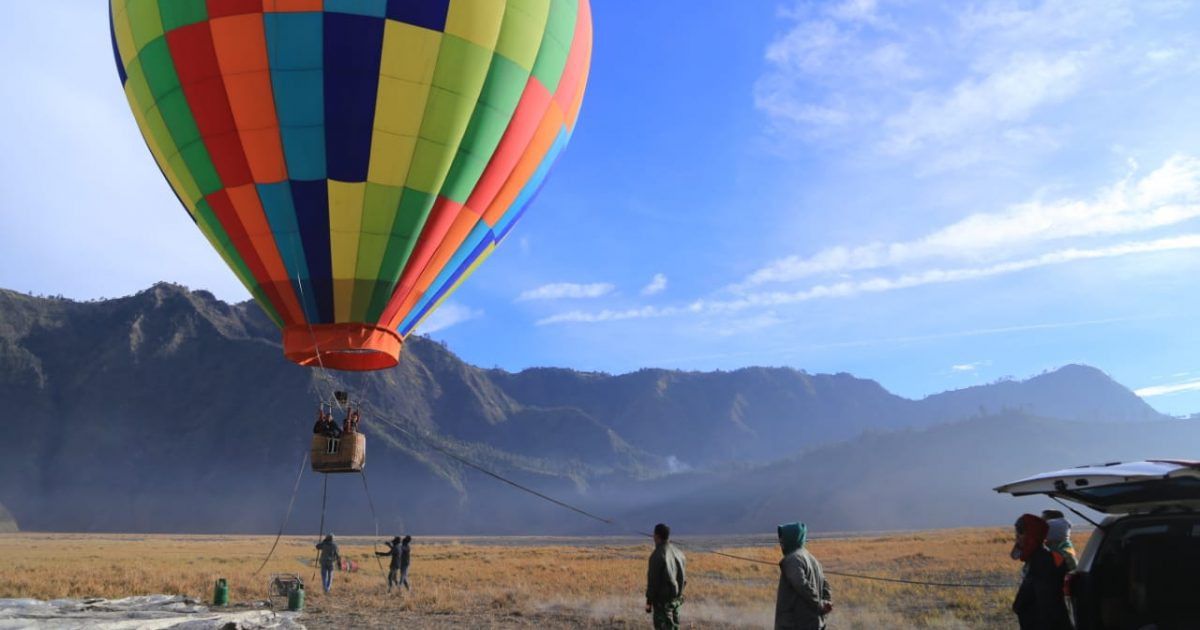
<box><xmin>1011</xmin><ymin>513</ymin><xmax>1071</xmax><ymax>630</ymax></box>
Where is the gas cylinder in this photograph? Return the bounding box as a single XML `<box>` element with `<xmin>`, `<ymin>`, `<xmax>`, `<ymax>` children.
<box><xmin>213</xmin><ymin>578</ymin><xmax>229</xmax><ymax>606</ymax></box>
<box><xmin>288</xmin><ymin>583</ymin><xmax>305</xmax><ymax>612</ymax></box>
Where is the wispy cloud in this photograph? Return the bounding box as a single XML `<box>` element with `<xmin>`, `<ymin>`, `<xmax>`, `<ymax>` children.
<box><xmin>517</xmin><ymin>282</ymin><xmax>615</xmax><ymax>301</ymax></box>
<box><xmin>538</xmin><ymin>234</ymin><xmax>1200</xmax><ymax>325</ymax></box>
<box><xmin>743</xmin><ymin>155</ymin><xmax>1200</xmax><ymax>286</ymax></box>
<box><xmin>652</xmin><ymin>316</ymin><xmax>1146</xmax><ymax>367</ymax></box>
<box><xmin>755</xmin><ymin>0</ymin><xmax>1193</xmax><ymax>169</ymax></box>
<box><xmin>951</xmin><ymin>360</ymin><xmax>992</xmax><ymax>373</ymax></box>
<box><xmin>419</xmin><ymin>302</ymin><xmax>482</xmax><ymax>334</ymax></box>
<box><xmin>641</xmin><ymin>273</ymin><xmax>668</xmax><ymax>296</ymax></box>
<box><xmin>1135</xmin><ymin>377</ymin><xmax>1200</xmax><ymax>398</ymax></box>
<box><xmin>882</xmin><ymin>52</ymin><xmax>1085</xmax><ymax>155</ymax></box>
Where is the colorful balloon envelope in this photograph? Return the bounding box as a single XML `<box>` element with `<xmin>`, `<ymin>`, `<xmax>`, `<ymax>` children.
<box><xmin>109</xmin><ymin>0</ymin><xmax>592</xmax><ymax>370</ymax></box>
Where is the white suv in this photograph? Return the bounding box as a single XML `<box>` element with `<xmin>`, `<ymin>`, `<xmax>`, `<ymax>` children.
<box><xmin>996</xmin><ymin>460</ymin><xmax>1200</xmax><ymax>630</ymax></box>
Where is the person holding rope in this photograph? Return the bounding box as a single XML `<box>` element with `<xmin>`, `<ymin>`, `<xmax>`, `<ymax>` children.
<box><xmin>645</xmin><ymin>523</ymin><xmax>686</xmax><ymax>629</ymax></box>
<box><xmin>775</xmin><ymin>521</ymin><xmax>832</xmax><ymax>630</ymax></box>
<box><xmin>315</xmin><ymin>533</ymin><xmax>341</xmax><ymax>594</ymax></box>
<box><xmin>376</xmin><ymin>535</ymin><xmax>412</xmax><ymax>592</ymax></box>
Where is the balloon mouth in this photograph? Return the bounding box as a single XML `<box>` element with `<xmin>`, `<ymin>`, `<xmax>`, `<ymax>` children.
<box><xmin>282</xmin><ymin>324</ymin><xmax>403</xmax><ymax>371</ymax></box>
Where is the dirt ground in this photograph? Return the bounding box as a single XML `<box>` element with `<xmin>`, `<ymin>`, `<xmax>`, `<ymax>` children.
<box><xmin>1</xmin><ymin>529</ymin><xmax>1084</xmax><ymax>628</ymax></box>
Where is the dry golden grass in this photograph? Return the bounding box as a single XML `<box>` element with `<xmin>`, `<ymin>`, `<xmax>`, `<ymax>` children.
<box><xmin>0</xmin><ymin>529</ymin><xmax>1089</xmax><ymax>628</ymax></box>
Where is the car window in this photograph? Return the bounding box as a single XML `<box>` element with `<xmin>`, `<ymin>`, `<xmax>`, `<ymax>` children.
<box><xmin>1064</xmin><ymin>477</ymin><xmax>1200</xmax><ymax>511</ymax></box>
<box><xmin>1122</xmin><ymin>524</ymin><xmax>1169</xmax><ymax>542</ymax></box>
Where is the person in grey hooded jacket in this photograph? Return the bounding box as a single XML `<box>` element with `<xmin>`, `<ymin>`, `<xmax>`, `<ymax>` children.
<box><xmin>775</xmin><ymin>522</ymin><xmax>832</xmax><ymax>630</ymax></box>
<box><xmin>645</xmin><ymin>523</ymin><xmax>686</xmax><ymax>629</ymax></box>
<box><xmin>315</xmin><ymin>534</ymin><xmax>341</xmax><ymax>594</ymax></box>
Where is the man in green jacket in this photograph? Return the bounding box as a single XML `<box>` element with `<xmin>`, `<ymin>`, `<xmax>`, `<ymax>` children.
<box><xmin>645</xmin><ymin>522</ymin><xmax>686</xmax><ymax>629</ymax></box>
<box><xmin>775</xmin><ymin>522</ymin><xmax>832</xmax><ymax>630</ymax></box>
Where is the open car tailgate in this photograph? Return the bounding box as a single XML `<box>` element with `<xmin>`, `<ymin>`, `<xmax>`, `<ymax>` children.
<box><xmin>995</xmin><ymin>460</ymin><xmax>1200</xmax><ymax>514</ymax></box>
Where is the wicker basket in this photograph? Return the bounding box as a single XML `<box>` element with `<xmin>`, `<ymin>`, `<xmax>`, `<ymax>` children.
<box><xmin>310</xmin><ymin>432</ymin><xmax>366</xmax><ymax>473</ymax></box>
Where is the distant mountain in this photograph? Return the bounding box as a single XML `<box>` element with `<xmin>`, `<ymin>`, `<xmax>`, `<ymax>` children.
<box><xmin>918</xmin><ymin>364</ymin><xmax>1165</xmax><ymax>424</ymax></box>
<box><xmin>0</xmin><ymin>284</ymin><xmax>1175</xmax><ymax>534</ymax></box>
<box><xmin>618</xmin><ymin>411</ymin><xmax>1200</xmax><ymax>533</ymax></box>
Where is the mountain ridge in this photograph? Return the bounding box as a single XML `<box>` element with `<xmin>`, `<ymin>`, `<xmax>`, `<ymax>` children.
<box><xmin>0</xmin><ymin>284</ymin><xmax>1178</xmax><ymax>534</ymax></box>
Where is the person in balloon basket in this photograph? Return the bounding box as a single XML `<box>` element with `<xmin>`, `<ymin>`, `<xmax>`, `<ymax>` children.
<box><xmin>1011</xmin><ymin>514</ymin><xmax>1071</xmax><ymax>629</ymax></box>
<box><xmin>316</xmin><ymin>534</ymin><xmax>341</xmax><ymax>594</ymax></box>
<box><xmin>343</xmin><ymin>408</ymin><xmax>360</xmax><ymax>434</ymax></box>
<box><xmin>775</xmin><ymin>521</ymin><xmax>832</xmax><ymax>630</ymax></box>
<box><xmin>376</xmin><ymin>535</ymin><xmax>412</xmax><ymax>593</ymax></box>
<box><xmin>312</xmin><ymin>408</ymin><xmax>340</xmax><ymax>437</ymax></box>
<box><xmin>645</xmin><ymin>523</ymin><xmax>686</xmax><ymax>629</ymax></box>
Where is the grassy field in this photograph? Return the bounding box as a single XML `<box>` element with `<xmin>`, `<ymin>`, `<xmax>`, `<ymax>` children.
<box><xmin>0</xmin><ymin>528</ymin><xmax>1084</xmax><ymax>628</ymax></box>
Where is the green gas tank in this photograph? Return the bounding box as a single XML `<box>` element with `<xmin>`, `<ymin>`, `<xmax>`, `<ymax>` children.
<box><xmin>212</xmin><ymin>578</ymin><xmax>229</xmax><ymax>606</ymax></box>
<box><xmin>288</xmin><ymin>583</ymin><xmax>305</xmax><ymax>612</ymax></box>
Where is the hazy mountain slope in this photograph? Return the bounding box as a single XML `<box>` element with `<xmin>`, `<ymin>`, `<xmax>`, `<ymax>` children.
<box><xmin>0</xmin><ymin>503</ymin><xmax>16</xmax><ymax>533</ymax></box>
<box><xmin>0</xmin><ymin>285</ymin><xmax>1177</xmax><ymax>534</ymax></box>
<box><xmin>623</xmin><ymin>412</ymin><xmax>1200</xmax><ymax>533</ymax></box>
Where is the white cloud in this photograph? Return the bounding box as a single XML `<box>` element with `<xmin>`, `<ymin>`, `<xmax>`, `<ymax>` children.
<box><xmin>641</xmin><ymin>273</ymin><xmax>668</xmax><ymax>296</ymax></box>
<box><xmin>754</xmin><ymin>0</ymin><xmax>1194</xmax><ymax>170</ymax></box>
<box><xmin>951</xmin><ymin>360</ymin><xmax>992</xmax><ymax>372</ymax></box>
<box><xmin>539</xmin><ymin>234</ymin><xmax>1200</xmax><ymax>325</ymax></box>
<box><xmin>883</xmin><ymin>53</ymin><xmax>1085</xmax><ymax>155</ymax></box>
<box><xmin>743</xmin><ymin>155</ymin><xmax>1200</xmax><ymax>286</ymax></box>
<box><xmin>1135</xmin><ymin>377</ymin><xmax>1200</xmax><ymax>398</ymax></box>
<box><xmin>419</xmin><ymin>302</ymin><xmax>482</xmax><ymax>334</ymax></box>
<box><xmin>517</xmin><ymin>282</ymin><xmax>615</xmax><ymax>301</ymax></box>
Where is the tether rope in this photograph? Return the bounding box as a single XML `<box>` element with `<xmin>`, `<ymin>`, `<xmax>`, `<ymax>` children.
<box><xmin>311</xmin><ymin>473</ymin><xmax>328</xmax><ymax>584</ymax></box>
<box><xmin>253</xmin><ymin>449</ymin><xmax>310</xmax><ymax>576</ymax></box>
<box><xmin>359</xmin><ymin>403</ymin><xmax>1012</xmax><ymax>590</ymax></box>
<box><xmin>360</xmin><ymin>469</ymin><xmax>388</xmax><ymax>579</ymax></box>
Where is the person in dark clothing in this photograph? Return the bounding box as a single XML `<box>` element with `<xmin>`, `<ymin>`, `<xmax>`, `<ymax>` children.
<box><xmin>645</xmin><ymin>523</ymin><xmax>686</xmax><ymax>630</ymax></box>
<box><xmin>312</xmin><ymin>408</ymin><xmax>340</xmax><ymax>438</ymax></box>
<box><xmin>343</xmin><ymin>408</ymin><xmax>360</xmax><ymax>434</ymax></box>
<box><xmin>1011</xmin><ymin>514</ymin><xmax>1071</xmax><ymax>630</ymax></box>
<box><xmin>315</xmin><ymin>534</ymin><xmax>341</xmax><ymax>594</ymax></box>
<box><xmin>775</xmin><ymin>521</ymin><xmax>832</xmax><ymax>630</ymax></box>
<box><xmin>376</xmin><ymin>535</ymin><xmax>413</xmax><ymax>592</ymax></box>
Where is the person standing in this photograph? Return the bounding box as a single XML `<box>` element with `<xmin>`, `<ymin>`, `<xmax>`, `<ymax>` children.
<box><xmin>376</xmin><ymin>535</ymin><xmax>413</xmax><ymax>592</ymax></box>
<box><xmin>775</xmin><ymin>521</ymin><xmax>832</xmax><ymax>630</ymax></box>
<box><xmin>1011</xmin><ymin>514</ymin><xmax>1071</xmax><ymax>630</ymax></box>
<box><xmin>398</xmin><ymin>536</ymin><xmax>412</xmax><ymax>591</ymax></box>
<box><xmin>315</xmin><ymin>534</ymin><xmax>341</xmax><ymax>594</ymax></box>
<box><xmin>644</xmin><ymin>523</ymin><xmax>686</xmax><ymax>629</ymax></box>
<box><xmin>1041</xmin><ymin>510</ymin><xmax>1078</xmax><ymax>572</ymax></box>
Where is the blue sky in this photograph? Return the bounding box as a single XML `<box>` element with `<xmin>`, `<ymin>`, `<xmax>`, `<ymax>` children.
<box><xmin>4</xmin><ymin>1</ymin><xmax>1200</xmax><ymax>413</ymax></box>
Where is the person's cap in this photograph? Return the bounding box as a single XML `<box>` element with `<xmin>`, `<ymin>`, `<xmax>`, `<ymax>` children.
<box><xmin>653</xmin><ymin>523</ymin><xmax>670</xmax><ymax>540</ymax></box>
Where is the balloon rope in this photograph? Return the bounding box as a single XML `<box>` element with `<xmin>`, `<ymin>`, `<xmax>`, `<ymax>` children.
<box><xmin>253</xmin><ymin>448</ymin><xmax>310</xmax><ymax>576</ymax></box>
<box><xmin>360</xmin><ymin>470</ymin><xmax>387</xmax><ymax>580</ymax></box>
<box><xmin>359</xmin><ymin>403</ymin><xmax>1011</xmax><ymax>590</ymax></box>
<box><xmin>311</xmin><ymin>473</ymin><xmax>328</xmax><ymax>585</ymax></box>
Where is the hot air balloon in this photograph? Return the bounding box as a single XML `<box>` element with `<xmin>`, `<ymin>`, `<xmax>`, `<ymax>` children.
<box><xmin>108</xmin><ymin>0</ymin><xmax>592</xmax><ymax>371</ymax></box>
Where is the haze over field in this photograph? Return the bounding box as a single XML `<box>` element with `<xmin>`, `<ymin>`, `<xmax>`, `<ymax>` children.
<box><xmin>1</xmin><ymin>285</ymin><xmax>1193</xmax><ymax>535</ymax></box>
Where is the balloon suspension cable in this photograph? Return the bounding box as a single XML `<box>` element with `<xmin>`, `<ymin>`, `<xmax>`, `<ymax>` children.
<box><xmin>293</xmin><ymin>269</ymin><xmax>344</xmax><ymax>410</ymax></box>
<box><xmin>360</xmin><ymin>470</ymin><xmax>387</xmax><ymax>579</ymax></box>
<box><xmin>359</xmin><ymin>402</ymin><xmax>1012</xmax><ymax>590</ymax></box>
<box><xmin>311</xmin><ymin>473</ymin><xmax>329</xmax><ymax>584</ymax></box>
<box><xmin>254</xmin><ymin>449</ymin><xmax>310</xmax><ymax>576</ymax></box>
